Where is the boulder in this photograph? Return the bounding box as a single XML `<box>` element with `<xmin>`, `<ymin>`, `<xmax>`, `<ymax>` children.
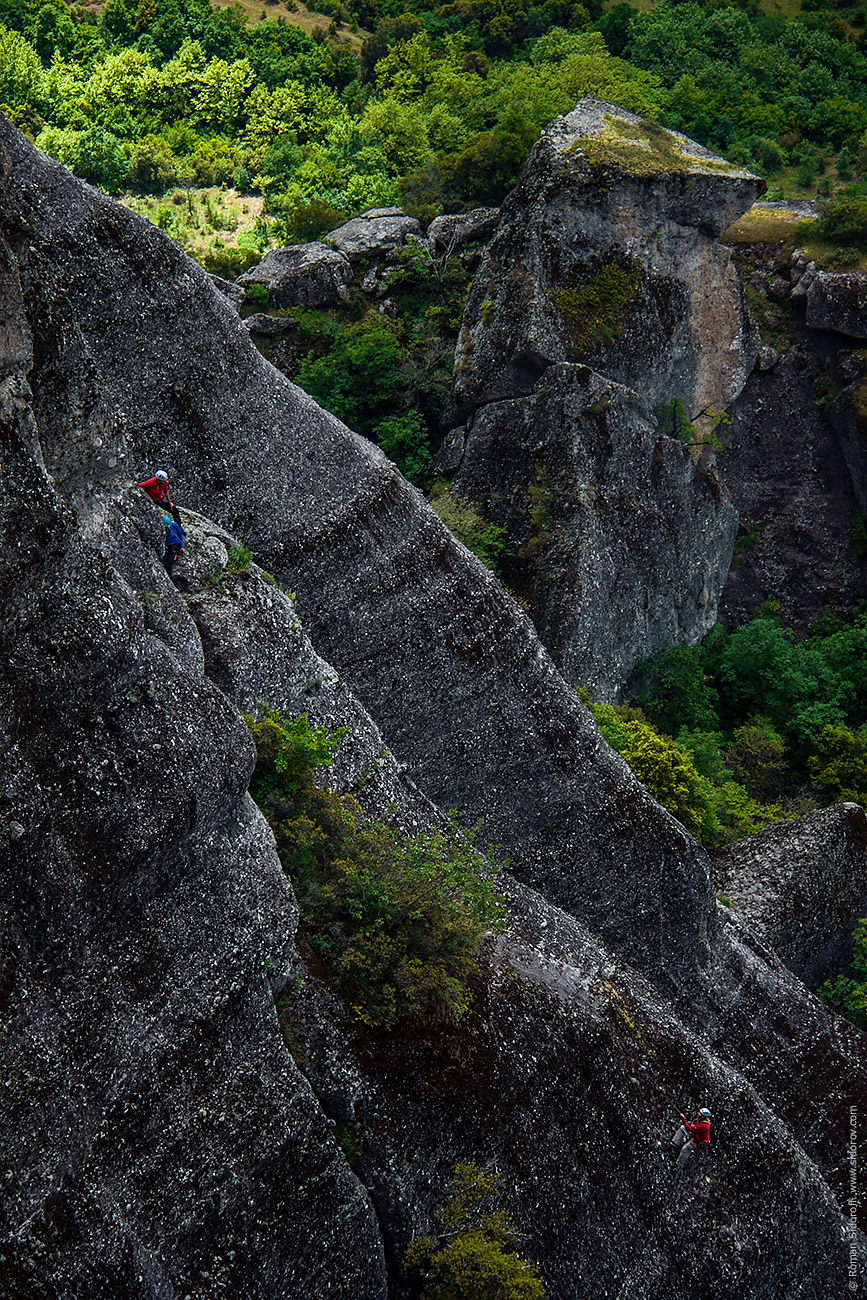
<box><xmin>237</xmin><ymin>242</ymin><xmax>352</xmax><ymax>308</ymax></box>
<box><xmin>806</xmin><ymin>270</ymin><xmax>867</xmax><ymax>336</ymax></box>
<box><xmin>325</xmin><ymin>207</ymin><xmax>422</xmax><ymax>262</ymax></box>
<box><xmin>756</xmin><ymin>344</ymin><xmax>779</xmax><ymax>371</ymax></box>
<box><xmin>426</xmin><ymin>206</ymin><xmax>500</xmax><ymax>256</ymax></box>
<box><xmin>244</xmin><ymin>312</ymin><xmax>296</xmax><ymax>336</ymax></box>
<box><xmin>209</xmin><ymin>272</ymin><xmax>245</xmax><ymax>311</ymax></box>
<box><xmin>449</xmin><ymin>98</ymin><xmax>764</xmax><ymax>423</ymax></box>
<box><xmin>715</xmin><ymin>804</ymin><xmax>867</xmax><ymax>988</ymax></box>
<box><xmin>442</xmin><ymin>363</ymin><xmax>738</xmax><ymax>700</ymax></box>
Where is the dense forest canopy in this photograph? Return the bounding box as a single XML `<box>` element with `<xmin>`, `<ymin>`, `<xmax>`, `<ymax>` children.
<box><xmin>4</xmin><ymin>0</ymin><xmax>867</xmax><ymax>233</ymax></box>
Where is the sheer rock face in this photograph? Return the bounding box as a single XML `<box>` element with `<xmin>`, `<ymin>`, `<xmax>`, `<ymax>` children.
<box><xmin>0</xmin><ymin>115</ymin><xmax>716</xmax><ymax>990</ymax></box>
<box><xmin>715</xmin><ymin>805</ymin><xmax>867</xmax><ymax>988</ymax></box>
<box><xmin>449</xmin><ymin>99</ymin><xmax>763</xmax><ymax>424</ymax></box>
<box><xmin>2</xmin><ymin>116</ymin><xmax>867</xmax><ymax>1297</ymax></box>
<box><xmin>831</xmin><ymin>377</ymin><xmax>867</xmax><ymax>515</ymax></box>
<box><xmin>178</xmin><ymin>511</ymin><xmax>443</xmax><ymax>832</ymax></box>
<box><xmin>440</xmin><ymin>100</ymin><xmax>754</xmax><ymax>695</ymax></box>
<box><xmin>293</xmin><ymin>879</ymin><xmax>865</xmax><ymax>1300</ymax></box>
<box><xmin>0</xmin><ymin>305</ymin><xmax>387</xmax><ymax>1296</ymax></box>
<box><xmin>443</xmin><ymin>364</ymin><xmax>738</xmax><ymax>700</ymax></box>
<box><xmin>237</xmin><ymin>241</ymin><xmax>353</xmax><ymax>308</ymax></box>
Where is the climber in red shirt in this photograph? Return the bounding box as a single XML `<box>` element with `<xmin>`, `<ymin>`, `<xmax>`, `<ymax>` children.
<box><xmin>672</xmin><ymin>1108</ymin><xmax>711</xmax><ymax>1168</ymax></box>
<box><xmin>139</xmin><ymin>470</ymin><xmax>181</xmax><ymax>525</ymax></box>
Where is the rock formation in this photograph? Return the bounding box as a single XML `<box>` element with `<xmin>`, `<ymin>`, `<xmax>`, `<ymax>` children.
<box><xmin>440</xmin><ymin>100</ymin><xmax>759</xmax><ymax>695</ymax></box>
<box><xmin>807</xmin><ymin>269</ymin><xmax>867</xmax><ymax>338</ymax></box>
<box><xmin>715</xmin><ymin>804</ymin><xmax>867</xmax><ymax>988</ymax></box>
<box><xmin>1</xmin><ymin>112</ymin><xmax>865</xmax><ymax>1299</ymax></box>
<box><xmin>440</xmin><ymin>364</ymin><xmax>737</xmax><ymax>700</ymax></box>
<box><xmin>448</xmin><ymin>99</ymin><xmax>763</xmax><ymax>423</ymax></box>
<box><xmin>715</xmin><ymin>219</ymin><xmax>867</xmax><ymax>629</ymax></box>
<box><xmin>324</xmin><ymin>206</ymin><xmax>423</xmax><ymax>262</ymax></box>
<box><xmin>237</xmin><ymin>241</ymin><xmax>353</xmax><ymax>308</ymax></box>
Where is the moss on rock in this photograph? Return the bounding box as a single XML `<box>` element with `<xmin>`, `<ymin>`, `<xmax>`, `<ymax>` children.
<box><xmin>550</xmin><ymin>262</ymin><xmax>642</xmax><ymax>356</ymax></box>
<box><xmin>575</xmin><ymin>115</ymin><xmax>741</xmax><ymax>178</ymax></box>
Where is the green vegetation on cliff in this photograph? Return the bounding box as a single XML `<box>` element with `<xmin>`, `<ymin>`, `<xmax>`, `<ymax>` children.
<box><xmin>245</xmin><ymin>707</ymin><xmax>504</xmax><ymax>1032</ymax></box>
<box><xmin>405</xmin><ymin>1162</ymin><xmax>545</xmax><ymax>1300</ymax></box>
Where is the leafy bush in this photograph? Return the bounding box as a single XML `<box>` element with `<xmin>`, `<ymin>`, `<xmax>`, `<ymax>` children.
<box><xmin>405</xmin><ymin>1162</ymin><xmax>545</xmax><ymax>1300</ymax></box>
<box><xmin>430</xmin><ymin>482</ymin><xmax>508</xmax><ymax>573</ymax></box>
<box><xmin>245</xmin><ymin>282</ymin><xmax>270</xmax><ymax>307</ymax></box>
<box><xmin>589</xmin><ymin>702</ymin><xmax>721</xmax><ymax>842</ymax></box>
<box><xmin>245</xmin><ymin>708</ymin><xmax>504</xmax><ymax>1032</ymax></box>
<box><xmin>819</xmin><ymin>918</ymin><xmax>867</xmax><ymax>1029</ymax></box>
<box><xmin>227</xmin><ymin>542</ymin><xmax>252</xmax><ymax>573</ymax></box>
<box><xmin>817</xmin><ymin>197</ymin><xmax>867</xmax><ymax>248</ymax></box>
<box><xmin>372</xmin><ymin>411</ymin><xmax>431</xmax><ymax>482</ymax></box>
<box><xmin>297</xmin><ymin>314</ymin><xmax>407</xmax><ymax>436</ymax></box>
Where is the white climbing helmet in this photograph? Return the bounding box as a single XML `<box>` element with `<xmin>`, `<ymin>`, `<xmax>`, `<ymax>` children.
<box><xmin>155</xmin><ymin>470</ymin><xmax>168</xmax><ymax>481</ymax></box>
<box><xmin>699</xmin><ymin>1108</ymin><xmax>712</xmax><ymax>1118</ymax></box>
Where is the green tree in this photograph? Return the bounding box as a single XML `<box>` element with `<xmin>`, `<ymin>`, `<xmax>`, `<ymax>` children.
<box><xmin>405</xmin><ymin>1163</ymin><xmax>545</xmax><ymax>1300</ymax></box>
<box><xmin>819</xmin><ymin>918</ymin><xmax>867</xmax><ymax>1030</ymax></box>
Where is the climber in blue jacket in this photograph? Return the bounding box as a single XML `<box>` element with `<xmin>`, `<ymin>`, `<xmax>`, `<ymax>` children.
<box><xmin>162</xmin><ymin>515</ymin><xmax>185</xmax><ymax>577</ymax></box>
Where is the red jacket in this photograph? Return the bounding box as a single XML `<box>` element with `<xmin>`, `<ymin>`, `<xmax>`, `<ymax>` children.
<box><xmin>140</xmin><ymin>477</ymin><xmax>170</xmax><ymax>503</ymax></box>
<box><xmin>683</xmin><ymin>1116</ymin><xmax>711</xmax><ymax>1144</ymax></box>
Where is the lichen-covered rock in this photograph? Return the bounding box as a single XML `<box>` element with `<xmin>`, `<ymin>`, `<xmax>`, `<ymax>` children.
<box><xmin>830</xmin><ymin>376</ymin><xmax>867</xmax><ymax>514</ymax></box>
<box><xmin>3</xmin><ymin>117</ymin><xmax>866</xmax><ymax>1296</ymax></box>
<box><xmin>293</xmin><ymin>877</ymin><xmax>866</xmax><ymax>1300</ymax></box>
<box><xmin>449</xmin><ymin>98</ymin><xmax>763</xmax><ymax>424</ymax></box>
<box><xmin>325</xmin><ymin>207</ymin><xmax>423</xmax><ymax>263</ymax></box>
<box><xmin>806</xmin><ymin>270</ymin><xmax>867</xmax><ymax>336</ymax></box>
<box><xmin>243</xmin><ymin>312</ymin><xmax>296</xmax><ymax>336</ymax></box>
<box><xmin>426</xmin><ymin>207</ymin><xmax>500</xmax><ymax>255</ymax></box>
<box><xmin>238</xmin><ymin>242</ymin><xmax>352</xmax><ymax>307</ymax></box>
<box><xmin>443</xmin><ymin>363</ymin><xmax>738</xmax><ymax>699</ymax></box>
<box><xmin>715</xmin><ymin>805</ymin><xmax>867</xmax><ymax>988</ymax></box>
<box><xmin>178</xmin><ymin>511</ymin><xmax>443</xmax><ymax>832</ymax></box>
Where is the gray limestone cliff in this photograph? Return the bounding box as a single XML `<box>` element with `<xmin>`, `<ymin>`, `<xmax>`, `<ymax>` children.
<box><xmin>440</xmin><ymin>100</ymin><xmax>758</xmax><ymax>696</ymax></box>
<box><xmin>1</xmin><ymin>112</ymin><xmax>865</xmax><ymax>1299</ymax></box>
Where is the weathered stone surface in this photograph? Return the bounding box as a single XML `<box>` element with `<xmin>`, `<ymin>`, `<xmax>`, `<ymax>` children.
<box><xmin>716</xmin><ymin>239</ymin><xmax>866</xmax><ymax>631</ymax></box>
<box><xmin>443</xmin><ymin>363</ymin><xmax>738</xmax><ymax>699</ymax></box>
<box><xmin>243</xmin><ymin>311</ymin><xmax>296</xmax><ymax>336</ymax></box>
<box><xmin>238</xmin><ymin>242</ymin><xmax>352</xmax><ymax>307</ymax></box>
<box><xmin>209</xmin><ymin>271</ymin><xmax>245</xmax><ymax>311</ymax></box>
<box><xmin>0</xmin><ymin>115</ymin><xmax>716</xmax><ymax>991</ymax></box>
<box><xmin>293</xmin><ymin>877</ymin><xmax>865</xmax><ymax>1300</ymax></box>
<box><xmin>179</xmin><ymin>511</ymin><xmax>443</xmax><ymax>832</ymax></box>
<box><xmin>2</xmin><ymin>116</ymin><xmax>866</xmax><ymax>1295</ymax></box>
<box><xmin>449</xmin><ymin>98</ymin><xmax>764</xmax><ymax>424</ymax></box>
<box><xmin>807</xmin><ymin>270</ymin><xmax>867</xmax><ymax>336</ymax></box>
<box><xmin>426</xmin><ymin>206</ymin><xmax>500</xmax><ymax>255</ymax></box>
<box><xmin>830</xmin><ymin>376</ymin><xmax>867</xmax><ymax>515</ymax></box>
<box><xmin>716</xmin><ymin>805</ymin><xmax>867</xmax><ymax>988</ymax></box>
<box><xmin>325</xmin><ymin>207</ymin><xmax>422</xmax><ymax>262</ymax></box>
<box><xmin>756</xmin><ymin>344</ymin><xmax>779</xmax><ymax>371</ymax></box>
<box><xmin>0</xmin><ymin>342</ymin><xmax>387</xmax><ymax>1298</ymax></box>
